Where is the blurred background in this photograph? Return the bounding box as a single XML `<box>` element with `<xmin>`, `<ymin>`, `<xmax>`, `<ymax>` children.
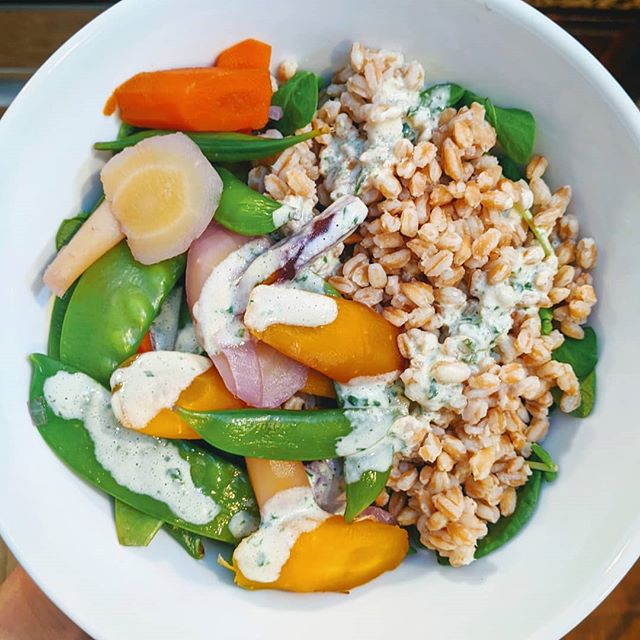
<box><xmin>0</xmin><ymin>1</ymin><xmax>638</xmax><ymax>638</ymax></box>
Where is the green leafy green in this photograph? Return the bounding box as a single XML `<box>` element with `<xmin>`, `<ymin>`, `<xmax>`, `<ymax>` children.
<box><xmin>530</xmin><ymin>443</ymin><xmax>558</xmax><ymax>482</ymax></box>
<box><xmin>410</xmin><ymin>82</ymin><xmax>465</xmax><ymax>117</ymax></box>
<box><xmin>552</xmin><ymin>327</ymin><xmax>598</xmax><ymax>380</ymax></box>
<box><xmin>496</xmin><ymin>153</ymin><xmax>524</xmax><ymax>182</ymax></box>
<box><xmin>571</xmin><ymin>369</ymin><xmax>596</xmax><ymax>418</ymax></box>
<box><xmin>271</xmin><ymin>70</ymin><xmax>319</xmax><ymax>135</ymax></box>
<box><xmin>539</xmin><ymin>308</ymin><xmax>554</xmax><ymax>336</ymax></box>
<box><xmin>460</xmin><ymin>91</ymin><xmax>536</xmax><ymax>165</ymax></box>
<box><xmin>475</xmin><ymin>470</ymin><xmax>543</xmax><ymax>558</ymax></box>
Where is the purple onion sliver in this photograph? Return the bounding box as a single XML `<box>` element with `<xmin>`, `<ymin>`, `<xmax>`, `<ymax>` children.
<box><xmin>356</xmin><ymin>506</ymin><xmax>397</xmax><ymax>525</ymax></box>
<box><xmin>268</xmin><ymin>105</ymin><xmax>284</xmax><ymax>121</ymax></box>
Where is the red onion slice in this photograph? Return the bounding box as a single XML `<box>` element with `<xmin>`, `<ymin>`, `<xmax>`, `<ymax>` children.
<box><xmin>268</xmin><ymin>105</ymin><xmax>284</xmax><ymax>121</ymax></box>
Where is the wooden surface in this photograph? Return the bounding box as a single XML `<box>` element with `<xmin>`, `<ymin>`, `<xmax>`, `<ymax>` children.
<box><xmin>0</xmin><ymin>3</ymin><xmax>639</xmax><ymax>639</ymax></box>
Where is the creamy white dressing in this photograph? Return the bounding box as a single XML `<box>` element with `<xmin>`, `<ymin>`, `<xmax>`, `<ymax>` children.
<box><xmin>244</xmin><ymin>285</ymin><xmax>338</xmax><ymax>332</ymax></box>
<box><xmin>193</xmin><ymin>238</ymin><xmax>271</xmax><ymax>354</ymax></box>
<box><xmin>334</xmin><ymin>375</ymin><xmax>409</xmax><ymax>483</ymax></box>
<box><xmin>402</xmin><ymin>246</ymin><xmax>559</xmax><ymax>411</ymax></box>
<box><xmin>110</xmin><ymin>351</ymin><xmax>211</xmax><ymax>430</ymax></box>
<box><xmin>149</xmin><ymin>287</ymin><xmax>182</xmax><ymax>351</ymax></box>
<box><xmin>271</xmin><ymin>203</ymin><xmax>296</xmax><ymax>229</ymax></box>
<box><xmin>234</xmin><ymin>196</ymin><xmax>367</xmax><ymax>309</ymax></box>
<box><xmin>319</xmin><ymin>59</ymin><xmax>447</xmax><ymax>200</ymax></box>
<box><xmin>233</xmin><ymin>486</ymin><xmax>330</xmax><ymax>583</ymax></box>
<box><xmin>408</xmin><ymin>85</ymin><xmax>452</xmax><ymax>142</ymax></box>
<box><xmin>228</xmin><ymin>510</ymin><xmax>259</xmax><ymax>539</ymax></box>
<box><xmin>44</xmin><ymin>371</ymin><xmax>219</xmax><ymax>524</ymax></box>
<box><xmin>174</xmin><ymin>322</ymin><xmax>203</xmax><ymax>354</ymax></box>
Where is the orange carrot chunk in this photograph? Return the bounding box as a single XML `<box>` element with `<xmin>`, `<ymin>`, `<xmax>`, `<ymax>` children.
<box><xmin>108</xmin><ymin>67</ymin><xmax>272</xmax><ymax>132</ymax></box>
<box><xmin>216</xmin><ymin>38</ymin><xmax>271</xmax><ymax>70</ymax></box>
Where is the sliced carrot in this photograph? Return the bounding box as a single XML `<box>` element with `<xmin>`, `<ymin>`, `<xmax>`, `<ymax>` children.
<box><xmin>233</xmin><ymin>516</ymin><xmax>408</xmax><ymax>592</ymax></box>
<box><xmin>248</xmin><ymin>296</ymin><xmax>406</xmax><ymax>383</ymax></box>
<box><xmin>301</xmin><ymin>369</ymin><xmax>336</xmax><ymax>398</ymax></box>
<box><xmin>138</xmin><ymin>367</ymin><xmax>245</xmax><ymax>439</ymax></box>
<box><xmin>136</xmin><ymin>331</ymin><xmax>153</xmax><ymax>354</ymax></box>
<box><xmin>216</xmin><ymin>39</ymin><xmax>271</xmax><ymax>70</ymax></box>
<box><xmin>108</xmin><ymin>67</ymin><xmax>272</xmax><ymax>132</ymax></box>
<box><xmin>245</xmin><ymin>459</ymin><xmax>309</xmax><ymax>508</ymax></box>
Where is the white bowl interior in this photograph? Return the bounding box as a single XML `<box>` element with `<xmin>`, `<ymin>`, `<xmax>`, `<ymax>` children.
<box><xmin>0</xmin><ymin>1</ymin><xmax>639</xmax><ymax>638</ymax></box>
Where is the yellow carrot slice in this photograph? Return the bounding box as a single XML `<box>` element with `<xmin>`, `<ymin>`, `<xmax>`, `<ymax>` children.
<box><xmin>43</xmin><ymin>201</ymin><xmax>124</xmax><ymax>297</ymax></box>
<box><xmin>231</xmin><ymin>459</ymin><xmax>408</xmax><ymax>592</ymax></box>
<box><xmin>233</xmin><ymin>515</ymin><xmax>408</xmax><ymax>592</ymax></box>
<box><xmin>101</xmin><ymin>132</ymin><xmax>222</xmax><ymax>265</ymax></box>
<box><xmin>245</xmin><ymin>290</ymin><xmax>405</xmax><ymax>383</ymax></box>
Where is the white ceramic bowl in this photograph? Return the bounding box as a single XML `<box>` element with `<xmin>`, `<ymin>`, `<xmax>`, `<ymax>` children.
<box><xmin>1</xmin><ymin>1</ymin><xmax>639</xmax><ymax>638</ymax></box>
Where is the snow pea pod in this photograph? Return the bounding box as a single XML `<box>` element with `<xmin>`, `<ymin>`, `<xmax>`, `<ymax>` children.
<box><xmin>344</xmin><ymin>468</ymin><xmax>390</xmax><ymax>522</ymax></box>
<box><xmin>166</xmin><ymin>526</ymin><xmax>205</xmax><ymax>560</ymax></box>
<box><xmin>214</xmin><ymin>166</ymin><xmax>282</xmax><ymax>236</ymax></box>
<box><xmin>47</xmin><ymin>283</ymin><xmax>76</xmax><ymax>360</ymax></box>
<box><xmin>48</xmin><ymin>197</ymin><xmax>106</xmax><ymax>360</ymax></box>
<box><xmin>474</xmin><ymin>470</ymin><xmax>542</xmax><ymax>559</ymax></box>
<box><xmin>114</xmin><ymin>500</ymin><xmax>162</xmax><ymax>546</ymax></box>
<box><xmin>177</xmin><ymin>408</ymin><xmax>354</xmax><ymax>460</ymax></box>
<box><xmin>94</xmin><ymin>129</ymin><xmax>323</xmax><ymax>163</ymax></box>
<box><xmin>59</xmin><ymin>242</ymin><xmax>185</xmax><ymax>386</ymax></box>
<box><xmin>29</xmin><ymin>354</ymin><xmax>258</xmax><ymax>543</ymax></box>
<box><xmin>115</xmin><ymin>500</ymin><xmax>206</xmax><ymax>557</ymax></box>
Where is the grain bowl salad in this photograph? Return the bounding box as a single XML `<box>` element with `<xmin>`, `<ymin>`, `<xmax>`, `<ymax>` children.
<box><xmin>30</xmin><ymin>38</ymin><xmax>598</xmax><ymax>591</ymax></box>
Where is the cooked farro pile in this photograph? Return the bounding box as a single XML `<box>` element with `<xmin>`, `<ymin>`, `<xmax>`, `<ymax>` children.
<box><xmin>251</xmin><ymin>43</ymin><xmax>598</xmax><ymax>568</ymax></box>
<box><xmin>36</xmin><ymin>37</ymin><xmax>599</xmax><ymax>594</ymax></box>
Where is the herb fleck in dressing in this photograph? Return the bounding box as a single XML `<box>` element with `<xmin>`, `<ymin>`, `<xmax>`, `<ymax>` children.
<box><xmin>244</xmin><ymin>285</ymin><xmax>338</xmax><ymax>331</ymax></box>
<box><xmin>233</xmin><ymin>486</ymin><xmax>329</xmax><ymax>583</ymax></box>
<box><xmin>44</xmin><ymin>370</ymin><xmax>220</xmax><ymax>525</ymax></box>
<box><xmin>110</xmin><ymin>351</ymin><xmax>211</xmax><ymax>430</ymax></box>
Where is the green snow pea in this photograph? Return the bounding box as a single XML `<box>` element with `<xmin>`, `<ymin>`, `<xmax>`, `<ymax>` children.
<box><xmin>48</xmin><ymin>283</ymin><xmax>76</xmax><ymax>360</ymax></box>
<box><xmin>94</xmin><ymin>129</ymin><xmax>323</xmax><ymax>163</ymax></box>
<box><xmin>29</xmin><ymin>354</ymin><xmax>258</xmax><ymax>542</ymax></box>
<box><xmin>48</xmin><ymin>196</ymin><xmax>106</xmax><ymax>360</ymax></box>
<box><xmin>59</xmin><ymin>242</ymin><xmax>185</xmax><ymax>386</ymax></box>
<box><xmin>177</xmin><ymin>408</ymin><xmax>356</xmax><ymax>460</ymax></box>
<box><xmin>114</xmin><ymin>500</ymin><xmax>162</xmax><ymax>546</ymax></box>
<box><xmin>115</xmin><ymin>500</ymin><xmax>206</xmax><ymax>558</ymax></box>
<box><xmin>474</xmin><ymin>470</ymin><xmax>543</xmax><ymax>559</ymax></box>
<box><xmin>166</xmin><ymin>526</ymin><xmax>205</xmax><ymax>560</ymax></box>
<box><xmin>344</xmin><ymin>468</ymin><xmax>390</xmax><ymax>523</ymax></box>
<box><xmin>214</xmin><ymin>166</ymin><xmax>282</xmax><ymax>236</ymax></box>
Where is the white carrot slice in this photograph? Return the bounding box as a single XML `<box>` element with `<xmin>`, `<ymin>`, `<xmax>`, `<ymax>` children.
<box><xmin>43</xmin><ymin>200</ymin><xmax>124</xmax><ymax>297</ymax></box>
<box><xmin>101</xmin><ymin>132</ymin><xmax>222</xmax><ymax>265</ymax></box>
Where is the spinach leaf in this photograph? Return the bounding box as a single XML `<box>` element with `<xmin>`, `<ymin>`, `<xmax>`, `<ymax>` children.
<box><xmin>475</xmin><ymin>470</ymin><xmax>543</xmax><ymax>558</ymax></box>
<box><xmin>496</xmin><ymin>153</ymin><xmax>524</xmax><ymax>182</ymax></box>
<box><xmin>552</xmin><ymin>326</ymin><xmax>598</xmax><ymax>380</ymax></box>
<box><xmin>271</xmin><ymin>70</ymin><xmax>319</xmax><ymax>135</ymax></box>
<box><xmin>494</xmin><ymin>107</ymin><xmax>536</xmax><ymax>165</ymax></box>
<box><xmin>423</xmin><ymin>82</ymin><xmax>466</xmax><ymax>109</ymax></box>
<box><xmin>571</xmin><ymin>369</ymin><xmax>596</xmax><ymax>418</ymax></box>
<box><xmin>539</xmin><ymin>308</ymin><xmax>554</xmax><ymax>336</ymax></box>
<box><xmin>460</xmin><ymin>91</ymin><xmax>536</xmax><ymax>165</ymax></box>
<box><xmin>530</xmin><ymin>443</ymin><xmax>558</xmax><ymax>482</ymax></box>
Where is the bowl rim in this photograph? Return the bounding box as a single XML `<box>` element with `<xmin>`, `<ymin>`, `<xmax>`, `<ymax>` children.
<box><xmin>1</xmin><ymin>1</ymin><xmax>639</xmax><ymax>639</ymax></box>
